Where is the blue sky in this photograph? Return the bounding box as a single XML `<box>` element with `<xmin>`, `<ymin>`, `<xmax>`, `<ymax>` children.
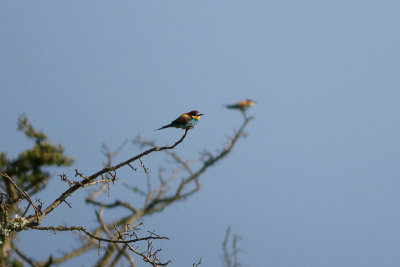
<box><xmin>1</xmin><ymin>1</ymin><xmax>400</xmax><ymax>266</ymax></box>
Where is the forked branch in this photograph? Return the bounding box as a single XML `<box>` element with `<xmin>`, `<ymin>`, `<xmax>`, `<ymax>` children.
<box><xmin>25</xmin><ymin>129</ymin><xmax>190</xmax><ymax>224</ymax></box>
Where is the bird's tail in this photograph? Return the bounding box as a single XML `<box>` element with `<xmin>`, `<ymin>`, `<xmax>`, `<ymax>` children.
<box><xmin>156</xmin><ymin>124</ymin><xmax>172</xmax><ymax>130</ymax></box>
<box><xmin>225</xmin><ymin>104</ymin><xmax>237</xmax><ymax>109</ymax></box>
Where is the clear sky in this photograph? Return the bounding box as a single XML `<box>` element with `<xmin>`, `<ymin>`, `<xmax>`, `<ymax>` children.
<box><xmin>1</xmin><ymin>1</ymin><xmax>400</xmax><ymax>266</ymax></box>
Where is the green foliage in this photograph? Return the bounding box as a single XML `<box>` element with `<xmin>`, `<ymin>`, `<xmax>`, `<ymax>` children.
<box><xmin>0</xmin><ymin>255</ymin><xmax>22</xmax><ymax>267</ymax></box>
<box><xmin>1</xmin><ymin>116</ymin><xmax>74</xmax><ymax>195</ymax></box>
<box><xmin>10</xmin><ymin>259</ymin><xmax>24</xmax><ymax>267</ymax></box>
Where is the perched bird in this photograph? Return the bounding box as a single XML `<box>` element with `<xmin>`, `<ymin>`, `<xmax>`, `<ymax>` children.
<box><xmin>225</xmin><ymin>99</ymin><xmax>255</xmax><ymax>116</ymax></box>
<box><xmin>157</xmin><ymin>110</ymin><xmax>204</xmax><ymax>130</ymax></box>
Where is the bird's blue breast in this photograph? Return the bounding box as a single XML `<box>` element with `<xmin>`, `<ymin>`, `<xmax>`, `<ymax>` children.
<box><xmin>185</xmin><ymin>118</ymin><xmax>199</xmax><ymax>128</ymax></box>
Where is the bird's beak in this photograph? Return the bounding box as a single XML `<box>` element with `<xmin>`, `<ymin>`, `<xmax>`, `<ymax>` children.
<box><xmin>199</xmin><ymin>113</ymin><xmax>204</xmax><ymax>116</ymax></box>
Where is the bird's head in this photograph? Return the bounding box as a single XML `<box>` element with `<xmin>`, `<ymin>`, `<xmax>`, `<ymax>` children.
<box><xmin>187</xmin><ymin>110</ymin><xmax>204</xmax><ymax>120</ymax></box>
<box><xmin>245</xmin><ymin>99</ymin><xmax>255</xmax><ymax>107</ymax></box>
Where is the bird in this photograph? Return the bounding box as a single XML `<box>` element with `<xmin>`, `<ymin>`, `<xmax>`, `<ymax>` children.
<box><xmin>225</xmin><ymin>99</ymin><xmax>255</xmax><ymax>116</ymax></box>
<box><xmin>157</xmin><ymin>110</ymin><xmax>204</xmax><ymax>130</ymax></box>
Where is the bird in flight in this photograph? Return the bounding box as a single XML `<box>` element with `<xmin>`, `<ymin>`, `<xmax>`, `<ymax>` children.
<box><xmin>157</xmin><ymin>110</ymin><xmax>204</xmax><ymax>130</ymax></box>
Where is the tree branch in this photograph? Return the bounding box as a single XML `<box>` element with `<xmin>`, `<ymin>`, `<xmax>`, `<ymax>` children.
<box><xmin>25</xmin><ymin>128</ymin><xmax>190</xmax><ymax>224</ymax></box>
<box><xmin>30</xmin><ymin>225</ymin><xmax>168</xmax><ymax>244</ymax></box>
<box><xmin>0</xmin><ymin>172</ymin><xmax>43</xmax><ymax>224</ymax></box>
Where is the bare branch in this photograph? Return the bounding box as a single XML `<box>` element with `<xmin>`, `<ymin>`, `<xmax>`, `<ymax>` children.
<box><xmin>12</xmin><ymin>244</ymin><xmax>39</xmax><ymax>267</ymax></box>
<box><xmin>193</xmin><ymin>258</ymin><xmax>202</xmax><ymax>267</ymax></box>
<box><xmin>223</xmin><ymin>226</ymin><xmax>232</xmax><ymax>267</ymax></box>
<box><xmin>125</xmin><ymin>239</ymin><xmax>171</xmax><ymax>267</ymax></box>
<box><xmin>30</xmin><ymin>224</ymin><xmax>168</xmax><ymax>244</ymax></box>
<box><xmin>25</xmin><ymin>128</ymin><xmax>190</xmax><ymax>224</ymax></box>
<box><xmin>86</xmin><ymin>199</ymin><xmax>139</xmax><ymax>214</ymax></box>
<box><xmin>233</xmin><ymin>234</ymin><xmax>242</xmax><ymax>267</ymax></box>
<box><xmin>139</xmin><ymin>158</ymin><xmax>150</xmax><ymax>174</ymax></box>
<box><xmin>0</xmin><ymin>172</ymin><xmax>43</xmax><ymax>224</ymax></box>
<box><xmin>222</xmin><ymin>226</ymin><xmax>242</xmax><ymax>267</ymax></box>
<box><xmin>96</xmin><ymin>208</ymin><xmax>136</xmax><ymax>267</ymax></box>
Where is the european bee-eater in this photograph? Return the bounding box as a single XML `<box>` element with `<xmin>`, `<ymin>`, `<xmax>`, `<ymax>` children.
<box><xmin>225</xmin><ymin>99</ymin><xmax>255</xmax><ymax>118</ymax></box>
<box><xmin>225</xmin><ymin>99</ymin><xmax>255</xmax><ymax>111</ymax></box>
<box><xmin>157</xmin><ymin>110</ymin><xmax>204</xmax><ymax>130</ymax></box>
<box><xmin>225</xmin><ymin>99</ymin><xmax>255</xmax><ymax>117</ymax></box>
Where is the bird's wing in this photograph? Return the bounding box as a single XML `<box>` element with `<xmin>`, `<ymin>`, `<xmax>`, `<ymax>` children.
<box><xmin>171</xmin><ymin>113</ymin><xmax>190</xmax><ymax>124</ymax></box>
<box><xmin>236</xmin><ymin>100</ymin><xmax>247</xmax><ymax>108</ymax></box>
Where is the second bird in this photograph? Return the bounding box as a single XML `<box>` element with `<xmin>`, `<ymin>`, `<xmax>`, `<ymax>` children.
<box><xmin>225</xmin><ymin>99</ymin><xmax>255</xmax><ymax>112</ymax></box>
<box><xmin>157</xmin><ymin>110</ymin><xmax>204</xmax><ymax>130</ymax></box>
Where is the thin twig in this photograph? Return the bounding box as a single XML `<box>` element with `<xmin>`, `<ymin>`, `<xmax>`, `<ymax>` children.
<box><xmin>223</xmin><ymin>226</ymin><xmax>232</xmax><ymax>267</ymax></box>
<box><xmin>0</xmin><ymin>172</ymin><xmax>43</xmax><ymax>223</ymax></box>
<box><xmin>30</xmin><ymin>225</ymin><xmax>169</xmax><ymax>244</ymax></box>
